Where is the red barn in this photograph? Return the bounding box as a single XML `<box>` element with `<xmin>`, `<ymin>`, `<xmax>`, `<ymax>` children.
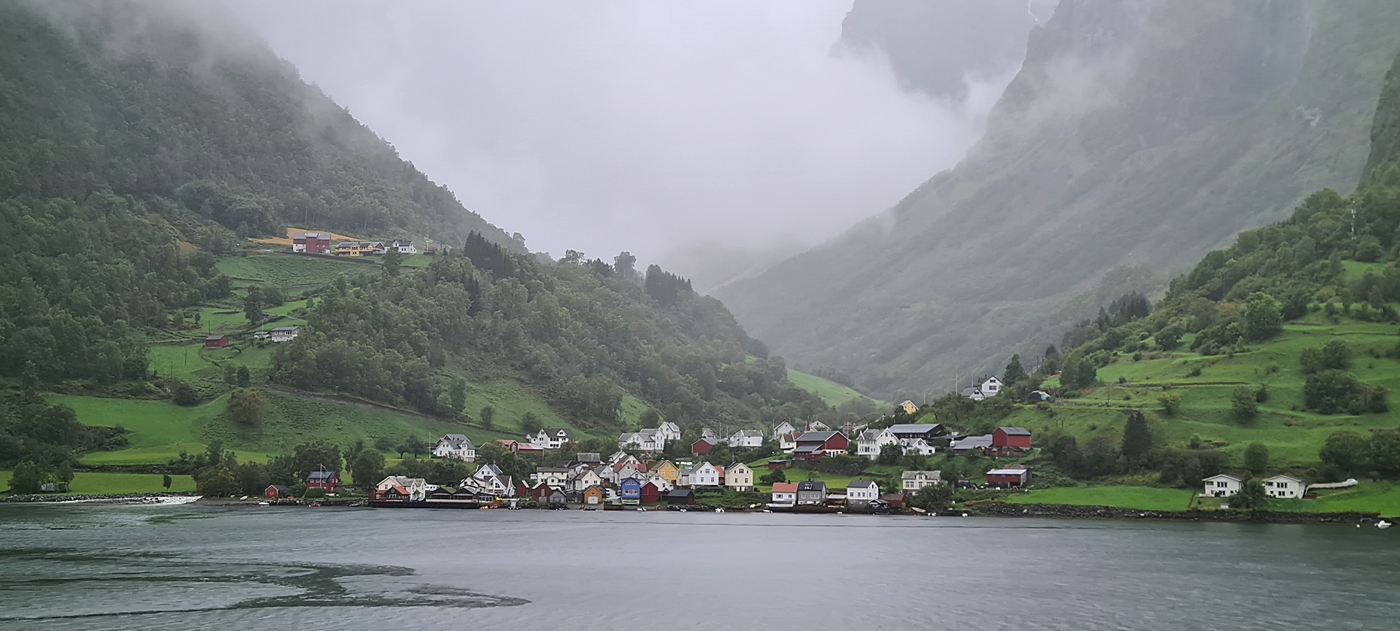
<box><xmin>265</xmin><ymin>484</ymin><xmax>290</xmax><ymax>499</ymax></box>
<box><xmin>793</xmin><ymin>431</ymin><xmax>849</xmax><ymax>461</ymax></box>
<box><xmin>987</xmin><ymin>467</ymin><xmax>1030</xmax><ymax>488</ymax></box>
<box><xmin>204</xmin><ymin>335</ymin><xmax>229</xmax><ymax>348</ymax></box>
<box><xmin>993</xmin><ymin>427</ymin><xmax>1032</xmax><ymax>449</ymax></box>
<box><xmin>641</xmin><ymin>481</ymin><xmax>662</xmax><ymax>504</ymax></box>
<box><xmin>692</xmin><ymin>438</ymin><xmax>720</xmax><ymax>456</ymax></box>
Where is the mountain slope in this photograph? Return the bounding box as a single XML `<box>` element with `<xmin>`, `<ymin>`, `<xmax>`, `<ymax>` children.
<box><xmin>717</xmin><ymin>0</ymin><xmax>1400</xmax><ymax>399</ymax></box>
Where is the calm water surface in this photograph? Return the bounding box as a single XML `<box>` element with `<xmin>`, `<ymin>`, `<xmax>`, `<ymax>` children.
<box><xmin>1</xmin><ymin>503</ymin><xmax>1397</xmax><ymax>630</ymax></box>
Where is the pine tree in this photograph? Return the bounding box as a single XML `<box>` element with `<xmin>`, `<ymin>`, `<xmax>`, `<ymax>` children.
<box><xmin>1120</xmin><ymin>410</ymin><xmax>1153</xmax><ymax>461</ymax></box>
<box><xmin>1003</xmin><ymin>354</ymin><xmax>1027</xmax><ymax>385</ymax></box>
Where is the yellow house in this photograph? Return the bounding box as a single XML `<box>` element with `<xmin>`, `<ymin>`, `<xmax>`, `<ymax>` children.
<box><xmin>899</xmin><ymin>400</ymin><xmax>919</xmax><ymax>415</ymax></box>
<box><xmin>724</xmin><ymin>462</ymin><xmax>754</xmax><ymax>492</ymax></box>
<box><xmin>582</xmin><ymin>485</ymin><xmax>605</xmax><ymax>505</ymax></box>
<box><xmin>333</xmin><ymin>241</ymin><xmax>375</xmax><ymax>257</ymax></box>
<box><xmin>650</xmin><ymin>460</ymin><xmax>679</xmax><ymax>485</ymax></box>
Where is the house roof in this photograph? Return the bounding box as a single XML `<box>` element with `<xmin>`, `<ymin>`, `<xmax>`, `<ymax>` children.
<box><xmin>888</xmin><ymin>424</ymin><xmax>945</xmax><ymax>436</ymax></box>
<box><xmin>797</xmin><ymin>481</ymin><xmax>826</xmax><ymax>492</ymax></box>
<box><xmin>667</xmin><ymin>489</ymin><xmax>694</xmax><ymax>498</ymax></box>
<box><xmin>733</xmin><ymin>429</ymin><xmax>763</xmax><ymax>438</ymax></box>
<box><xmin>848</xmin><ymin>480</ymin><xmax>877</xmax><ymax>489</ymax></box>
<box><xmin>987</xmin><ymin>468</ymin><xmax>1029</xmax><ymax>476</ymax></box>
<box><xmin>859</xmin><ymin>429</ymin><xmax>882</xmax><ymax>440</ymax></box>
<box><xmin>270</xmin><ymin>326</ymin><xmax>299</xmax><ymax>333</ymax></box>
<box><xmin>1264</xmin><ymin>474</ymin><xmax>1304</xmax><ymax>483</ymax></box>
<box><xmin>307</xmin><ymin>470</ymin><xmax>337</xmax><ymax>481</ymax></box>
<box><xmin>771</xmin><ymin>482</ymin><xmax>798</xmax><ymax>493</ymax></box>
<box><xmin>997</xmin><ymin>427</ymin><xmax>1032</xmax><ymax>436</ymax></box>
<box><xmin>266</xmin><ymin>484</ymin><xmax>288</xmax><ymax>492</ymax></box>
<box><xmin>438</xmin><ymin>434</ymin><xmax>473</xmax><ymax>449</ymax></box>
<box><xmin>1203</xmin><ymin>474</ymin><xmax>1242</xmax><ymax>483</ymax></box>
<box><xmin>951</xmin><ymin>435</ymin><xmax>993</xmax><ymax>450</ymax></box>
<box><xmin>901</xmin><ymin>470</ymin><xmax>941</xmax><ymax>480</ymax></box>
<box><xmin>542</xmin><ymin>428</ymin><xmax>575</xmax><ymax>439</ymax></box>
<box><xmin>205</xmin><ymin>335</ymin><xmax>226</xmax><ymax>341</ymax></box>
<box><xmin>793</xmin><ymin>444</ymin><xmax>822</xmax><ymax>454</ymax></box>
<box><xmin>535</xmin><ymin>467</ymin><xmax>568</xmax><ymax>474</ymax></box>
<box><xmin>797</xmin><ymin>431</ymin><xmax>841</xmax><ymax>443</ymax></box>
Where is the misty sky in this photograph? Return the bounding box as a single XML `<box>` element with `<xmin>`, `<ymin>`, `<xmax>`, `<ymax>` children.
<box><xmin>225</xmin><ymin>1</ymin><xmax>1010</xmax><ymax>277</ymax></box>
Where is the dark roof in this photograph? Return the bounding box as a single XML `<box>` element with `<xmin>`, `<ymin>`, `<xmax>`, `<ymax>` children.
<box><xmin>797</xmin><ymin>481</ymin><xmax>826</xmax><ymax>492</ymax></box>
<box><xmin>666</xmin><ymin>489</ymin><xmax>694</xmax><ymax>498</ymax></box>
<box><xmin>847</xmin><ymin>480</ymin><xmax>877</xmax><ymax>489</ymax></box>
<box><xmin>205</xmin><ymin>335</ymin><xmax>226</xmax><ymax>341</ymax></box>
<box><xmin>267</xmin><ymin>484</ymin><xmax>288</xmax><ymax>492</ymax></box>
<box><xmin>796</xmin><ymin>431</ymin><xmax>840</xmax><ymax>443</ymax></box>
<box><xmin>307</xmin><ymin>470</ymin><xmax>337</xmax><ymax>481</ymax></box>
<box><xmin>543</xmin><ymin>428</ymin><xmax>575</xmax><ymax>439</ymax></box>
<box><xmin>997</xmin><ymin>427</ymin><xmax>1032</xmax><ymax>436</ymax></box>
<box><xmin>793</xmin><ymin>444</ymin><xmax>821</xmax><ymax>454</ymax></box>
<box><xmin>887</xmin><ymin>424</ymin><xmax>946</xmax><ymax>437</ymax></box>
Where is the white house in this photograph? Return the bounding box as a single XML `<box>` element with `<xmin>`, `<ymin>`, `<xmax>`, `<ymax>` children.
<box><xmin>376</xmin><ymin>476</ymin><xmax>427</xmax><ymax>501</ymax></box>
<box><xmin>727</xmin><ymin>429</ymin><xmax>764</xmax><ymax>449</ymax></box>
<box><xmin>1203</xmin><ymin>474</ymin><xmax>1242</xmax><ymax>498</ymax></box>
<box><xmin>470</xmin><ymin>465</ymin><xmax>514</xmax><ymax>497</ymax></box>
<box><xmin>618</xmin><ymin>429</ymin><xmax>663</xmax><ymax>453</ymax></box>
<box><xmin>773</xmin><ymin>420</ymin><xmax>797</xmax><ymax>439</ymax></box>
<box><xmin>432</xmin><ymin>434</ymin><xmax>475</xmax><ymax>462</ymax></box>
<box><xmin>806</xmin><ymin>420</ymin><xmax>831</xmax><ymax>432</ymax></box>
<box><xmin>725</xmin><ymin>462</ymin><xmax>754</xmax><ymax>492</ymax></box>
<box><xmin>778</xmin><ymin>432</ymin><xmax>798</xmax><ymax>453</ymax></box>
<box><xmin>899</xmin><ymin>438</ymin><xmax>937</xmax><ymax>456</ymax></box>
<box><xmin>569</xmin><ymin>468</ymin><xmax>603</xmax><ymax>493</ymax></box>
<box><xmin>700</xmin><ymin>428</ymin><xmax>719</xmax><ymax>440</ymax></box>
<box><xmin>645</xmin><ymin>473</ymin><xmax>675</xmax><ymax>493</ymax></box>
<box><xmin>388</xmin><ymin>239</ymin><xmax>417</xmax><ymax>255</ymax></box>
<box><xmin>530</xmin><ymin>428</ymin><xmax>575</xmax><ymax>450</ymax></box>
<box><xmin>270</xmin><ymin>326</ymin><xmax>300</xmax><ymax>343</ymax></box>
<box><xmin>531</xmin><ymin>467</ymin><xmax>569</xmax><ymax>487</ymax></box>
<box><xmin>655</xmin><ymin>421</ymin><xmax>682</xmax><ymax>443</ymax></box>
<box><xmin>901</xmin><ymin>470</ymin><xmax>942</xmax><ymax>492</ymax></box>
<box><xmin>855</xmin><ymin>428</ymin><xmax>899</xmax><ymax>460</ymax></box>
<box><xmin>1263</xmin><ymin>474</ymin><xmax>1304</xmax><ymax>499</ymax></box>
<box><xmin>847</xmin><ymin>480</ymin><xmax>880</xmax><ymax>504</ymax></box>
<box><xmin>770</xmin><ymin>482</ymin><xmax>797</xmax><ymax>507</ymax></box>
<box><xmin>980</xmin><ymin>376</ymin><xmax>1003</xmax><ymax>397</ymax></box>
<box><xmin>690</xmin><ymin>462</ymin><xmax>721</xmax><ymax>487</ymax></box>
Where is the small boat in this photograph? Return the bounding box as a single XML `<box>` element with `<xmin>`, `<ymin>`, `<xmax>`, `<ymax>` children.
<box><xmin>961</xmin><ymin>513</ymin><xmax>969</xmax><ymax>517</ymax></box>
<box><xmin>715</xmin><ymin>508</ymin><xmax>724</xmax><ymax>513</ymax></box>
<box><xmin>1378</xmin><ymin>520</ymin><xmax>1392</xmax><ymax>529</ymax></box>
<box><xmin>636</xmin><ymin>507</ymin><xmax>645</xmax><ymax>512</ymax></box>
<box><xmin>257</xmin><ymin>501</ymin><xmax>269</xmax><ymax>506</ymax></box>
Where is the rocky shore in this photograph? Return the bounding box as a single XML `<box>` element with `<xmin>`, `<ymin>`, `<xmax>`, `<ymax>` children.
<box><xmin>1</xmin><ymin>492</ymin><xmax>200</xmax><ymax>504</ymax></box>
<box><xmin>972</xmin><ymin>502</ymin><xmax>1381</xmax><ymax>524</ymax></box>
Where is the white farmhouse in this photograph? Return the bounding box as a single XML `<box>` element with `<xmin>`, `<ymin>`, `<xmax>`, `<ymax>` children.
<box><xmin>388</xmin><ymin>239</ymin><xmax>417</xmax><ymax>255</ymax></box>
<box><xmin>376</xmin><ymin>476</ymin><xmax>427</xmax><ymax>501</ymax></box>
<box><xmin>899</xmin><ymin>438</ymin><xmax>937</xmax><ymax>456</ymax></box>
<box><xmin>270</xmin><ymin>326</ymin><xmax>300</xmax><ymax>343</ymax></box>
<box><xmin>690</xmin><ymin>462</ymin><xmax>722</xmax><ymax>487</ymax></box>
<box><xmin>529</xmin><ymin>428</ymin><xmax>575</xmax><ymax>450</ymax></box>
<box><xmin>655</xmin><ymin>421</ymin><xmax>682</xmax><ymax>443</ymax></box>
<box><xmin>1263</xmin><ymin>474</ymin><xmax>1304</xmax><ymax>499</ymax></box>
<box><xmin>855</xmin><ymin>428</ymin><xmax>899</xmax><ymax>460</ymax></box>
<box><xmin>901</xmin><ymin>470</ymin><xmax>942</xmax><ymax>492</ymax></box>
<box><xmin>431</xmin><ymin>434</ymin><xmax>475</xmax><ymax>462</ymax></box>
<box><xmin>847</xmin><ymin>480</ymin><xmax>880</xmax><ymax>504</ymax></box>
<box><xmin>1203</xmin><ymin>474</ymin><xmax>1242</xmax><ymax>498</ymax></box>
<box><xmin>772</xmin><ymin>420</ymin><xmax>797</xmax><ymax>439</ymax></box>
<box><xmin>724</xmin><ymin>462</ymin><xmax>754</xmax><ymax>492</ymax></box>
<box><xmin>727</xmin><ymin>429</ymin><xmax>764</xmax><ymax>449</ymax></box>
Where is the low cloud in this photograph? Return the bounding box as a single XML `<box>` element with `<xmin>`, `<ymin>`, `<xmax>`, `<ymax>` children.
<box><xmin>225</xmin><ymin>1</ymin><xmax>1013</xmax><ymax>276</ymax></box>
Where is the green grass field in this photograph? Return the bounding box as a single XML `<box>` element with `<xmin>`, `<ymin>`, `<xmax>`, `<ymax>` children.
<box><xmin>1005</xmin><ymin>486</ymin><xmax>1197</xmax><ymax>512</ymax></box>
<box><xmin>785</xmin><ymin>368</ymin><xmax>882</xmax><ymax>408</ymax></box>
<box><xmin>0</xmin><ymin>471</ymin><xmax>198</xmax><ymax>495</ymax></box>
<box><xmin>216</xmin><ymin>253</ymin><xmax>372</xmax><ymax>288</ymax></box>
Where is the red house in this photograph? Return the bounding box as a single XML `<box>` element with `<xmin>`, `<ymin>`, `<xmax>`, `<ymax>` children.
<box><xmin>293</xmin><ymin>232</ymin><xmax>332</xmax><ymax>254</ymax></box>
<box><xmin>305</xmin><ymin>469</ymin><xmax>340</xmax><ymax>492</ymax></box>
<box><xmin>265</xmin><ymin>484</ymin><xmax>290</xmax><ymax>499</ymax></box>
<box><xmin>993</xmin><ymin>427</ymin><xmax>1032</xmax><ymax>449</ymax></box>
<box><xmin>987</xmin><ymin>467</ymin><xmax>1030</xmax><ymax>488</ymax></box>
<box><xmin>641</xmin><ymin>480</ymin><xmax>662</xmax><ymax>504</ymax></box>
<box><xmin>793</xmin><ymin>431</ymin><xmax>849</xmax><ymax>461</ymax></box>
<box><xmin>204</xmin><ymin>335</ymin><xmax>229</xmax><ymax>348</ymax></box>
<box><xmin>692</xmin><ymin>438</ymin><xmax>720</xmax><ymax>456</ymax></box>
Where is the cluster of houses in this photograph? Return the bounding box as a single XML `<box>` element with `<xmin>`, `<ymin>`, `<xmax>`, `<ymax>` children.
<box><xmin>291</xmin><ymin>232</ymin><xmax>421</xmax><ymax>257</ymax></box>
<box><xmin>1201</xmin><ymin>473</ymin><xmax>1306</xmax><ymax>500</ymax></box>
<box><xmin>617</xmin><ymin>422</ymin><xmax>683</xmax><ymax>453</ymax></box>
<box><xmin>204</xmin><ymin>325</ymin><xmax>300</xmax><ymax>348</ymax></box>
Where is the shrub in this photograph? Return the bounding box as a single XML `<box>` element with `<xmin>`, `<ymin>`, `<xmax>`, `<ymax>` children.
<box><xmin>1231</xmin><ymin>386</ymin><xmax>1258</xmax><ymax>422</ymax></box>
<box><xmin>1158</xmin><ymin>391</ymin><xmax>1182</xmax><ymax>415</ymax></box>
<box><xmin>304</xmin><ymin>487</ymin><xmax>327</xmax><ymax>499</ymax></box>
<box><xmin>1244</xmin><ymin>443</ymin><xmax>1269</xmax><ymax>474</ymax></box>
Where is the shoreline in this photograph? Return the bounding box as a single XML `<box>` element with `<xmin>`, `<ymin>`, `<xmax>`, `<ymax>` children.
<box><xmin>970</xmin><ymin>502</ymin><xmax>1382</xmax><ymax>525</ymax></box>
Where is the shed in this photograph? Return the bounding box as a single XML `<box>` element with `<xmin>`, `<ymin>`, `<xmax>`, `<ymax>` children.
<box><xmin>666</xmin><ymin>489</ymin><xmax>695</xmax><ymax>506</ymax></box>
<box><xmin>265</xmin><ymin>484</ymin><xmax>289</xmax><ymax>499</ymax></box>
<box><xmin>204</xmin><ymin>335</ymin><xmax>230</xmax><ymax>348</ymax></box>
<box><xmin>993</xmin><ymin>427</ymin><xmax>1032</xmax><ymax>449</ymax></box>
<box><xmin>582</xmin><ymin>485</ymin><xmax>605</xmax><ymax>505</ymax></box>
<box><xmin>641</xmin><ymin>480</ymin><xmax>662</xmax><ymax>503</ymax></box>
<box><xmin>986</xmin><ymin>467</ymin><xmax>1030</xmax><ymax>488</ymax></box>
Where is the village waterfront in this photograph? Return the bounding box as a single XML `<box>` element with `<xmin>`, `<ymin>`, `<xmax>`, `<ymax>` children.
<box><xmin>3</xmin><ymin>502</ymin><xmax>1399</xmax><ymax>630</ymax></box>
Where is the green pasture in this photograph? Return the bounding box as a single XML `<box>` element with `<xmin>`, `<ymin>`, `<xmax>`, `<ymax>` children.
<box><xmin>1004</xmin><ymin>486</ymin><xmax>1196</xmax><ymax>512</ymax></box>
<box><xmin>0</xmin><ymin>471</ymin><xmax>199</xmax><ymax>495</ymax></box>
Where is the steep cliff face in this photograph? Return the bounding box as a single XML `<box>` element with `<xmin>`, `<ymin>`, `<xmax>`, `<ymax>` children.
<box><xmin>718</xmin><ymin>0</ymin><xmax>1400</xmax><ymax>398</ymax></box>
<box><xmin>838</xmin><ymin>0</ymin><xmax>1053</xmax><ymax>101</ymax></box>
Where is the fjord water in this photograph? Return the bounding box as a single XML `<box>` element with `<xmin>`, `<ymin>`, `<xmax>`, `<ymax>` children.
<box><xmin>2</xmin><ymin>504</ymin><xmax>1397</xmax><ymax>630</ymax></box>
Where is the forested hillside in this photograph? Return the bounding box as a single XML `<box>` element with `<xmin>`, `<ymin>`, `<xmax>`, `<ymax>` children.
<box><xmin>0</xmin><ymin>1</ymin><xmax>843</xmax><ymax>482</ymax></box>
<box><xmin>719</xmin><ymin>0</ymin><xmax>1400</xmax><ymax>400</ymax></box>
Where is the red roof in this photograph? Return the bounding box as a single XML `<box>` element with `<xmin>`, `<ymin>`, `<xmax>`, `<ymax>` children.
<box><xmin>771</xmin><ymin>482</ymin><xmax>798</xmax><ymax>493</ymax></box>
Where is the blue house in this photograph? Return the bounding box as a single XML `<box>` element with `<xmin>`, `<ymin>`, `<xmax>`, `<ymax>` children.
<box><xmin>620</xmin><ymin>477</ymin><xmax>643</xmax><ymax>505</ymax></box>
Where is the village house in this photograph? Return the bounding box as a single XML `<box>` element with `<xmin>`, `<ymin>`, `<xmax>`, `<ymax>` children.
<box><xmin>847</xmin><ymin>480</ymin><xmax>880</xmax><ymax>505</ymax></box>
<box><xmin>387</xmin><ymin>239</ymin><xmax>418</xmax><ymax>255</ymax></box>
<box><xmin>641</xmin><ymin>480</ymin><xmax>663</xmax><ymax>504</ymax></box>
<box><xmin>569</xmin><ymin>467</ymin><xmax>603</xmax><ymax>493</ymax></box>
<box><xmin>901</xmin><ymin>470</ymin><xmax>943</xmax><ymax>492</ymax></box>
<box><xmin>772</xmin><ymin>420</ymin><xmax>798</xmax><ymax>439</ymax></box>
<box><xmin>689</xmin><ymin>462</ymin><xmax>722</xmax><ymax>487</ymax></box>
<box><xmin>793</xmin><ymin>431</ymin><xmax>849</xmax><ymax>461</ymax></box>
<box><xmin>306</xmin><ymin>469</ymin><xmax>341</xmax><ymax>493</ymax></box>
<box><xmin>644</xmin><ymin>473</ymin><xmax>674</xmax><ymax>493</ymax></box>
<box><xmin>582</xmin><ymin>485</ymin><xmax>605</xmax><ymax>505</ymax></box>
<box><xmin>204</xmin><ymin>334</ymin><xmax>229</xmax><ymax>349</ymax></box>
<box><xmin>898</xmin><ymin>400</ymin><xmax>919</xmax><ymax>415</ymax></box>
<box><xmin>431</xmin><ymin>434</ymin><xmax>476</xmax><ymax>462</ymax></box>
<box><xmin>796</xmin><ymin>480</ymin><xmax>827</xmax><ymax>506</ymax></box>
<box><xmin>724</xmin><ymin>462</ymin><xmax>754</xmax><ymax>492</ymax></box>
<box><xmin>531</xmin><ymin>467</ymin><xmax>569</xmax><ymax>487</ymax></box>
<box><xmin>987</xmin><ymin>467</ymin><xmax>1030</xmax><ymax>488</ymax></box>
<box><xmin>470</xmin><ymin>465</ymin><xmax>514</xmax><ymax>497</ymax></box>
<box><xmin>655</xmin><ymin>421</ymin><xmax>682</xmax><ymax>443</ymax></box>
<box><xmin>376</xmin><ymin>475</ymin><xmax>427</xmax><ymax>501</ymax></box>
<box><xmin>1203</xmin><ymin>474</ymin><xmax>1242</xmax><ymax>497</ymax></box>
<box><xmin>887</xmin><ymin>424</ymin><xmax>949</xmax><ymax>442</ymax></box>
<box><xmin>991</xmin><ymin>427</ymin><xmax>1032</xmax><ymax>454</ymax></box>
<box><xmin>612</xmin><ymin>461</ymin><xmax>647</xmax><ymax>484</ymax></box>
<box><xmin>609</xmin><ymin>452</ymin><xmax>640</xmax><ymax>467</ymax></box>
<box><xmin>961</xmin><ymin>376</ymin><xmax>1004</xmax><ymax>401</ymax></box>
<box><xmin>292</xmin><ymin>232</ymin><xmax>332</xmax><ymax>254</ymax></box>
<box><xmin>332</xmin><ymin>241</ymin><xmax>377</xmax><ymax>257</ymax></box>
<box><xmin>619</xmin><ymin>429</ymin><xmax>663</xmax><ymax>453</ymax></box>
<box><xmin>264</xmin><ymin>484</ymin><xmax>290</xmax><ymax>499</ymax></box>
<box><xmin>270</xmin><ymin>326</ymin><xmax>299</xmax><ymax>343</ymax></box>
<box><xmin>620</xmin><ymin>477</ymin><xmax>643</xmax><ymax>504</ymax></box>
<box><xmin>700</xmin><ymin>427</ymin><xmax>719</xmax><ymax>440</ymax></box>
<box><xmin>692</xmin><ymin>438</ymin><xmax>721</xmax><ymax>456</ymax></box>
<box><xmin>1263</xmin><ymin>474</ymin><xmax>1304</xmax><ymax>499</ymax></box>
<box><xmin>770</xmin><ymin>482</ymin><xmax>798</xmax><ymax>507</ymax></box>
<box><xmin>529</xmin><ymin>428</ymin><xmax>575</xmax><ymax>450</ymax></box>
<box><xmin>778</xmin><ymin>432</ymin><xmax>798</xmax><ymax>453</ymax></box>
<box><xmin>650</xmin><ymin>460</ymin><xmax>680</xmax><ymax>485</ymax></box>
<box><xmin>726</xmin><ymin>429</ymin><xmax>765</xmax><ymax>449</ymax></box>
<box><xmin>899</xmin><ymin>439</ymin><xmax>938</xmax><ymax>456</ymax></box>
<box><xmin>856</xmin><ymin>428</ymin><xmax>899</xmax><ymax>460</ymax></box>
<box><xmin>805</xmin><ymin>420</ymin><xmax>831</xmax><ymax>432</ymax></box>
